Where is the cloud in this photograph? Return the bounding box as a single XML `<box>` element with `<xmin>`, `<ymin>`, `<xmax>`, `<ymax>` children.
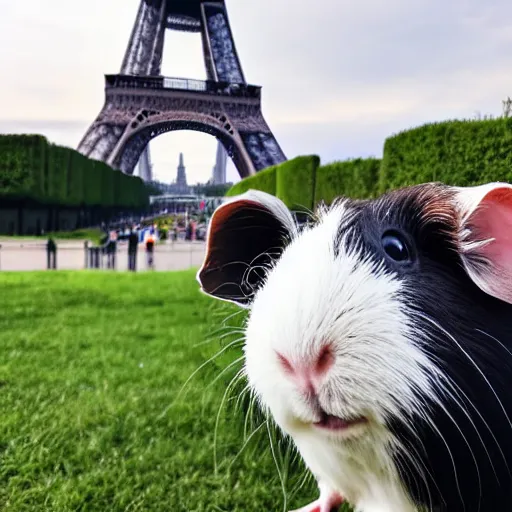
<box><xmin>0</xmin><ymin>0</ymin><xmax>511</xmax><ymax>184</ymax></box>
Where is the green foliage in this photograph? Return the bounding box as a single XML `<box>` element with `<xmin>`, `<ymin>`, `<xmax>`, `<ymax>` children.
<box><xmin>0</xmin><ymin>135</ymin><xmax>149</xmax><ymax>210</ymax></box>
<box><xmin>379</xmin><ymin>117</ymin><xmax>512</xmax><ymax>194</ymax></box>
<box><xmin>0</xmin><ymin>134</ymin><xmax>47</xmax><ymax>200</ymax></box>
<box><xmin>68</xmin><ymin>150</ymin><xmax>88</xmax><ymax>206</ymax></box>
<box><xmin>226</xmin><ymin>164</ymin><xmax>277</xmax><ymax>197</ymax></box>
<box><xmin>226</xmin><ymin>156</ymin><xmax>320</xmax><ymax>211</ymax></box>
<box><xmin>0</xmin><ymin>271</ymin><xmax>358</xmax><ymax>511</ymax></box>
<box><xmin>228</xmin><ymin>117</ymin><xmax>512</xmax><ymax>209</ymax></box>
<box><xmin>194</xmin><ymin>182</ymin><xmax>233</xmax><ymax>197</ymax></box>
<box><xmin>46</xmin><ymin>228</ymin><xmax>104</xmax><ymax>245</ymax></box>
<box><xmin>47</xmin><ymin>143</ymin><xmax>71</xmax><ymax>204</ymax></box>
<box><xmin>275</xmin><ymin>155</ymin><xmax>320</xmax><ymax>211</ymax></box>
<box><xmin>315</xmin><ymin>158</ymin><xmax>381</xmax><ymax>205</ymax></box>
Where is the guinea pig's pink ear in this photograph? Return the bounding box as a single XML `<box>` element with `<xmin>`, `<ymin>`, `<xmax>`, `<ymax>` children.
<box><xmin>196</xmin><ymin>190</ymin><xmax>298</xmax><ymax>307</ymax></box>
<box><xmin>453</xmin><ymin>182</ymin><xmax>512</xmax><ymax>304</ymax></box>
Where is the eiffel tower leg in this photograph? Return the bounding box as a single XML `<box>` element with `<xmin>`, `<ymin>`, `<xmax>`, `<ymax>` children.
<box><xmin>77</xmin><ymin>114</ymin><xmax>127</xmax><ymax>163</ymax></box>
<box><xmin>121</xmin><ymin>0</ymin><xmax>166</xmax><ymax>75</ymax></box>
<box><xmin>78</xmin><ymin>0</ymin><xmax>166</xmax><ymax>168</ymax></box>
<box><xmin>201</xmin><ymin>2</ymin><xmax>245</xmax><ymax>83</ymax></box>
<box><xmin>239</xmin><ymin>129</ymin><xmax>287</xmax><ymax>172</ymax></box>
<box><xmin>138</xmin><ymin>146</ymin><xmax>153</xmax><ymax>181</ymax></box>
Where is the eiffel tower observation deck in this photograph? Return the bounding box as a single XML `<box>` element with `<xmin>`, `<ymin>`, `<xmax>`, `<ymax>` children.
<box><xmin>77</xmin><ymin>0</ymin><xmax>287</xmax><ymax>180</ymax></box>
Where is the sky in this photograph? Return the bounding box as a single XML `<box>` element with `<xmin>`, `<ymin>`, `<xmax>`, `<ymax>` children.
<box><xmin>1</xmin><ymin>0</ymin><xmax>512</xmax><ymax>185</ymax></box>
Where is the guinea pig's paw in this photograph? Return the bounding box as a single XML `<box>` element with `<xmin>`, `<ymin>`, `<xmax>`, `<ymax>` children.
<box><xmin>289</xmin><ymin>489</ymin><xmax>344</xmax><ymax>512</ymax></box>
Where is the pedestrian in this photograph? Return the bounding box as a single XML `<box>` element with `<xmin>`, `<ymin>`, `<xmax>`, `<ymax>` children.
<box><xmin>145</xmin><ymin>230</ymin><xmax>155</xmax><ymax>270</ymax></box>
<box><xmin>106</xmin><ymin>229</ymin><xmax>118</xmax><ymax>269</ymax></box>
<box><xmin>128</xmin><ymin>227</ymin><xmax>139</xmax><ymax>271</ymax></box>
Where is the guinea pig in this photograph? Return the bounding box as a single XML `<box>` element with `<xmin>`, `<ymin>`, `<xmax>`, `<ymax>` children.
<box><xmin>196</xmin><ymin>182</ymin><xmax>512</xmax><ymax>512</ymax></box>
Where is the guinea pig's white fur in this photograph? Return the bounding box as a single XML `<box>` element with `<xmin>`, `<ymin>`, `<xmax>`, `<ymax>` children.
<box><xmin>243</xmin><ymin>202</ymin><xmax>437</xmax><ymax>511</ymax></box>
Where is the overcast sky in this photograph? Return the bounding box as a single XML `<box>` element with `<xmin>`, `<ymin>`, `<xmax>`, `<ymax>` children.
<box><xmin>1</xmin><ymin>0</ymin><xmax>512</xmax><ymax>184</ymax></box>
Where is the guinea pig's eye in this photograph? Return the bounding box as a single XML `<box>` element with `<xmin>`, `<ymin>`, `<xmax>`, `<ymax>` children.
<box><xmin>381</xmin><ymin>231</ymin><xmax>410</xmax><ymax>262</ymax></box>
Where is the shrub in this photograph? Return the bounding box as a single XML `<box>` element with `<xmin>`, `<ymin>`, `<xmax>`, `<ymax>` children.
<box><xmin>68</xmin><ymin>150</ymin><xmax>88</xmax><ymax>206</ymax></box>
<box><xmin>379</xmin><ymin>118</ymin><xmax>512</xmax><ymax>194</ymax></box>
<box><xmin>315</xmin><ymin>158</ymin><xmax>381</xmax><ymax>205</ymax></box>
<box><xmin>226</xmin><ymin>165</ymin><xmax>277</xmax><ymax>197</ymax></box>
<box><xmin>0</xmin><ymin>134</ymin><xmax>149</xmax><ymax>210</ymax></box>
<box><xmin>159</xmin><ymin>227</ymin><xmax>168</xmax><ymax>240</ymax></box>
<box><xmin>47</xmin><ymin>144</ymin><xmax>71</xmax><ymax>204</ymax></box>
<box><xmin>0</xmin><ymin>134</ymin><xmax>47</xmax><ymax>200</ymax></box>
<box><xmin>275</xmin><ymin>155</ymin><xmax>320</xmax><ymax>212</ymax></box>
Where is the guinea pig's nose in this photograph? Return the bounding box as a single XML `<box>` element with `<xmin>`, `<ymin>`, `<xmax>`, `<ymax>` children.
<box><xmin>276</xmin><ymin>345</ymin><xmax>335</xmax><ymax>395</ymax></box>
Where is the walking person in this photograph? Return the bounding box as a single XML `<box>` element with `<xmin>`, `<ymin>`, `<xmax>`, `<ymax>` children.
<box><xmin>145</xmin><ymin>228</ymin><xmax>155</xmax><ymax>270</ymax></box>
<box><xmin>106</xmin><ymin>229</ymin><xmax>118</xmax><ymax>269</ymax></box>
<box><xmin>127</xmin><ymin>227</ymin><xmax>139</xmax><ymax>272</ymax></box>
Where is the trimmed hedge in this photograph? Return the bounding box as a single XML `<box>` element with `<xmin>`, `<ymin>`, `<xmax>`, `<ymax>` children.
<box><xmin>47</xmin><ymin>144</ymin><xmax>70</xmax><ymax>204</ymax></box>
<box><xmin>275</xmin><ymin>155</ymin><xmax>320</xmax><ymax>211</ymax></box>
<box><xmin>0</xmin><ymin>134</ymin><xmax>149</xmax><ymax>209</ymax></box>
<box><xmin>226</xmin><ymin>164</ymin><xmax>277</xmax><ymax>197</ymax></box>
<box><xmin>379</xmin><ymin>118</ymin><xmax>512</xmax><ymax>194</ymax></box>
<box><xmin>315</xmin><ymin>158</ymin><xmax>381</xmax><ymax>205</ymax></box>
<box><xmin>228</xmin><ymin>117</ymin><xmax>512</xmax><ymax>210</ymax></box>
<box><xmin>67</xmin><ymin>150</ymin><xmax>87</xmax><ymax>206</ymax></box>
<box><xmin>226</xmin><ymin>155</ymin><xmax>377</xmax><ymax>210</ymax></box>
<box><xmin>0</xmin><ymin>135</ymin><xmax>47</xmax><ymax>200</ymax></box>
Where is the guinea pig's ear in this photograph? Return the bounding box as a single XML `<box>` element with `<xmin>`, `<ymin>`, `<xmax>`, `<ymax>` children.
<box><xmin>196</xmin><ymin>190</ymin><xmax>298</xmax><ymax>307</ymax></box>
<box><xmin>453</xmin><ymin>182</ymin><xmax>512</xmax><ymax>304</ymax></box>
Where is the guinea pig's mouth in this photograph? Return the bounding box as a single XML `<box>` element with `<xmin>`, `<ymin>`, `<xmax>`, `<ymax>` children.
<box><xmin>314</xmin><ymin>411</ymin><xmax>369</xmax><ymax>432</ymax></box>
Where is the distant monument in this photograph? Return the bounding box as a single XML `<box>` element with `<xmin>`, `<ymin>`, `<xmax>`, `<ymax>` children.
<box><xmin>77</xmin><ymin>0</ymin><xmax>286</xmax><ymax>181</ymax></box>
<box><xmin>167</xmin><ymin>153</ymin><xmax>191</xmax><ymax>195</ymax></box>
<box><xmin>211</xmin><ymin>144</ymin><xmax>228</xmax><ymax>184</ymax></box>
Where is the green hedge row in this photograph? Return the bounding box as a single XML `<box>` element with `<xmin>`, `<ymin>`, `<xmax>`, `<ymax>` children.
<box><xmin>0</xmin><ymin>134</ymin><xmax>46</xmax><ymax>200</ymax></box>
<box><xmin>0</xmin><ymin>134</ymin><xmax>149</xmax><ymax>209</ymax></box>
<box><xmin>228</xmin><ymin>117</ymin><xmax>512</xmax><ymax>209</ymax></box>
<box><xmin>227</xmin><ymin>155</ymin><xmax>322</xmax><ymax>212</ymax></box>
<box><xmin>226</xmin><ymin>155</ymin><xmax>379</xmax><ymax>210</ymax></box>
<box><xmin>379</xmin><ymin>117</ymin><xmax>512</xmax><ymax>193</ymax></box>
<box><xmin>314</xmin><ymin>158</ymin><xmax>381</xmax><ymax>205</ymax></box>
<box><xmin>227</xmin><ymin>163</ymin><xmax>278</xmax><ymax>197</ymax></box>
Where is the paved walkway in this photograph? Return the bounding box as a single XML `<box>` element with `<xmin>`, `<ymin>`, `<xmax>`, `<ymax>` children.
<box><xmin>0</xmin><ymin>240</ymin><xmax>207</xmax><ymax>272</ymax></box>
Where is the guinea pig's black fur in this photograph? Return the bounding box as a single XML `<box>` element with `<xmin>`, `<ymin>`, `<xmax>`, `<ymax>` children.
<box><xmin>336</xmin><ymin>184</ymin><xmax>512</xmax><ymax>511</ymax></box>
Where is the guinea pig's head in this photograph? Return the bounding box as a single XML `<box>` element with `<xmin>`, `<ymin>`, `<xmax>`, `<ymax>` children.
<box><xmin>196</xmin><ymin>183</ymin><xmax>512</xmax><ymax>486</ymax></box>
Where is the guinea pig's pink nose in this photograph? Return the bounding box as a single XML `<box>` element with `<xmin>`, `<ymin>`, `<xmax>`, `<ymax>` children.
<box><xmin>276</xmin><ymin>345</ymin><xmax>335</xmax><ymax>395</ymax></box>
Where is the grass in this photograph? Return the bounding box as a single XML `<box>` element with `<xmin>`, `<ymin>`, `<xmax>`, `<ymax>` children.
<box><xmin>0</xmin><ymin>271</ymin><xmax>339</xmax><ymax>511</ymax></box>
<box><xmin>48</xmin><ymin>228</ymin><xmax>104</xmax><ymax>245</ymax></box>
<box><xmin>0</xmin><ymin>228</ymin><xmax>104</xmax><ymax>245</ymax></box>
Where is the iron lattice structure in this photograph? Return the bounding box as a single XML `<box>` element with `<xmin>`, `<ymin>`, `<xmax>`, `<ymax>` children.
<box><xmin>77</xmin><ymin>0</ymin><xmax>286</xmax><ymax>180</ymax></box>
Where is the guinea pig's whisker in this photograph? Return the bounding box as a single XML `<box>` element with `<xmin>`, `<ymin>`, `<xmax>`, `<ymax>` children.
<box><xmin>234</xmin><ymin>382</ymin><xmax>251</xmax><ymax>411</ymax></box>
<box><xmin>422</xmin><ymin>413</ymin><xmax>466</xmax><ymax>510</ymax></box>
<box><xmin>428</xmin><ymin>392</ymin><xmax>483</xmax><ymax>507</ymax></box>
<box><xmin>226</xmin><ymin>419</ymin><xmax>268</xmax><ymax>471</ymax></box>
<box><xmin>242</xmin><ymin>390</ymin><xmax>259</xmax><ymax>441</ymax></box>
<box><xmin>418</xmin><ymin>312</ymin><xmax>512</xmax><ymax>434</ymax></box>
<box><xmin>475</xmin><ymin>328</ymin><xmax>512</xmax><ymax>358</ymax></box>
<box><xmin>176</xmin><ymin>337</ymin><xmax>245</xmax><ymax>405</ymax></box>
<box><xmin>266</xmin><ymin>420</ymin><xmax>289</xmax><ymax>512</ymax></box>
<box><xmin>394</xmin><ymin>435</ymin><xmax>438</xmax><ymax>511</ymax></box>
<box><xmin>191</xmin><ymin>327</ymin><xmax>245</xmax><ymax>348</ymax></box>
<box><xmin>435</xmin><ymin>368</ymin><xmax>505</xmax><ymax>478</ymax></box>
<box><xmin>206</xmin><ymin>356</ymin><xmax>245</xmax><ymax>389</ymax></box>
<box><xmin>213</xmin><ymin>366</ymin><xmax>247</xmax><ymax>475</ymax></box>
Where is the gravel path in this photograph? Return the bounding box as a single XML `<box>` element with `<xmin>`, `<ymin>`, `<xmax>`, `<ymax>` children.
<box><xmin>0</xmin><ymin>240</ymin><xmax>207</xmax><ymax>272</ymax></box>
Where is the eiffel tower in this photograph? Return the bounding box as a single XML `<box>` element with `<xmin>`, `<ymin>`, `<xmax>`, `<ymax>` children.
<box><xmin>77</xmin><ymin>0</ymin><xmax>287</xmax><ymax>181</ymax></box>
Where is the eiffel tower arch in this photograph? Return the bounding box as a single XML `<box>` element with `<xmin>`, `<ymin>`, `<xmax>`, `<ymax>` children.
<box><xmin>78</xmin><ymin>0</ymin><xmax>287</xmax><ymax>181</ymax></box>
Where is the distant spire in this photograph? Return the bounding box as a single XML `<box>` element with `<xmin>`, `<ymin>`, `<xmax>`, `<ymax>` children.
<box><xmin>176</xmin><ymin>152</ymin><xmax>188</xmax><ymax>188</ymax></box>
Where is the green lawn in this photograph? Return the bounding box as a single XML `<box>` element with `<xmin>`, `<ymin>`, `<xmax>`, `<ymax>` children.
<box><xmin>0</xmin><ymin>228</ymin><xmax>104</xmax><ymax>245</ymax></box>
<box><xmin>0</xmin><ymin>271</ymin><xmax>334</xmax><ymax>511</ymax></box>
